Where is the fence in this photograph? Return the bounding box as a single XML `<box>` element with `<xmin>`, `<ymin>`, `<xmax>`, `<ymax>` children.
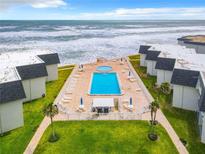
<box><xmin>62</xmin><ymin>112</ymin><xmax>142</xmax><ymax>120</ymax></box>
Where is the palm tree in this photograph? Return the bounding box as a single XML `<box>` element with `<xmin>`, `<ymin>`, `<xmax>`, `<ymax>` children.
<box><xmin>149</xmin><ymin>98</ymin><xmax>160</xmax><ymax>125</ymax></box>
<box><xmin>160</xmin><ymin>82</ymin><xmax>171</xmax><ymax>95</ymax></box>
<box><xmin>148</xmin><ymin>98</ymin><xmax>160</xmax><ymax>141</ymax></box>
<box><xmin>43</xmin><ymin>103</ymin><xmax>58</xmax><ymax>139</ymax></box>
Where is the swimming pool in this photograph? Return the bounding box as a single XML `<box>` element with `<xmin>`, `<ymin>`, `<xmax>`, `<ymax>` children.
<box><xmin>96</xmin><ymin>66</ymin><xmax>112</xmax><ymax>72</ymax></box>
<box><xmin>90</xmin><ymin>72</ymin><xmax>121</xmax><ymax>95</ymax></box>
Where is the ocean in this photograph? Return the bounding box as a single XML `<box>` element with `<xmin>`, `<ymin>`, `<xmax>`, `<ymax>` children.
<box><xmin>1</xmin><ymin>20</ymin><xmax>205</xmax><ymax>64</ymax></box>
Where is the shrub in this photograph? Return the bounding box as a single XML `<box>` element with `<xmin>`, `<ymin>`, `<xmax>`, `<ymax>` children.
<box><xmin>160</xmin><ymin>82</ymin><xmax>171</xmax><ymax>95</ymax></box>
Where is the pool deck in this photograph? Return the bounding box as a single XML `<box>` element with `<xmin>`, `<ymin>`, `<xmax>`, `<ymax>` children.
<box><xmin>57</xmin><ymin>58</ymin><xmax>150</xmax><ymax>118</ymax></box>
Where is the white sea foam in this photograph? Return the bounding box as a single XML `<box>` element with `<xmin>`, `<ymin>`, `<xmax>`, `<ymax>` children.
<box><xmin>0</xmin><ymin>26</ymin><xmax>17</xmax><ymax>29</ymax></box>
<box><xmin>1</xmin><ymin>24</ymin><xmax>205</xmax><ymax>64</ymax></box>
<box><xmin>0</xmin><ymin>30</ymin><xmax>81</xmax><ymax>38</ymax></box>
<box><xmin>0</xmin><ymin>26</ymin><xmax>205</xmax><ymax>38</ymax></box>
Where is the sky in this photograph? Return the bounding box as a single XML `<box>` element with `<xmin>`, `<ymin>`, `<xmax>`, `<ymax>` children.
<box><xmin>1</xmin><ymin>0</ymin><xmax>205</xmax><ymax>20</ymax></box>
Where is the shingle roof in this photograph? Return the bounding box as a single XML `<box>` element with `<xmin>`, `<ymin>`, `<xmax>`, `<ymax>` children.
<box><xmin>0</xmin><ymin>80</ymin><xmax>26</xmax><ymax>104</ymax></box>
<box><xmin>38</xmin><ymin>53</ymin><xmax>60</xmax><ymax>65</ymax></box>
<box><xmin>171</xmin><ymin>69</ymin><xmax>200</xmax><ymax>87</ymax></box>
<box><xmin>138</xmin><ymin>45</ymin><xmax>151</xmax><ymax>54</ymax></box>
<box><xmin>16</xmin><ymin>63</ymin><xmax>48</xmax><ymax>80</ymax></box>
<box><xmin>155</xmin><ymin>57</ymin><xmax>176</xmax><ymax>71</ymax></box>
<box><xmin>145</xmin><ymin>50</ymin><xmax>161</xmax><ymax>61</ymax></box>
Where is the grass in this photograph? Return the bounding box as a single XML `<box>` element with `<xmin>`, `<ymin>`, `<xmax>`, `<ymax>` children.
<box><xmin>34</xmin><ymin>121</ymin><xmax>178</xmax><ymax>154</ymax></box>
<box><xmin>58</xmin><ymin>64</ymin><xmax>75</xmax><ymax>70</ymax></box>
<box><xmin>129</xmin><ymin>55</ymin><xmax>205</xmax><ymax>154</ymax></box>
<box><xmin>0</xmin><ymin>65</ymin><xmax>74</xmax><ymax>154</ymax></box>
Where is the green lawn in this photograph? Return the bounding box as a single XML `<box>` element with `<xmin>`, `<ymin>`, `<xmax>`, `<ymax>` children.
<box><xmin>129</xmin><ymin>55</ymin><xmax>205</xmax><ymax>154</ymax></box>
<box><xmin>34</xmin><ymin>121</ymin><xmax>178</xmax><ymax>154</ymax></box>
<box><xmin>0</xmin><ymin>66</ymin><xmax>74</xmax><ymax>154</ymax></box>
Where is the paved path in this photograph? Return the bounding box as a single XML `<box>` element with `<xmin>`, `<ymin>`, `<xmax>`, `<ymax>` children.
<box><xmin>157</xmin><ymin>110</ymin><xmax>188</xmax><ymax>154</ymax></box>
<box><xmin>142</xmin><ymin>110</ymin><xmax>188</xmax><ymax>154</ymax></box>
<box><xmin>24</xmin><ymin>117</ymin><xmax>50</xmax><ymax>154</ymax></box>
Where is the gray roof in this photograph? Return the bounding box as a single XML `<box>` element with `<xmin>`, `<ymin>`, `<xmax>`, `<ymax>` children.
<box><xmin>145</xmin><ymin>50</ymin><xmax>161</xmax><ymax>61</ymax></box>
<box><xmin>16</xmin><ymin>63</ymin><xmax>48</xmax><ymax>80</ymax></box>
<box><xmin>138</xmin><ymin>45</ymin><xmax>151</xmax><ymax>54</ymax></box>
<box><xmin>155</xmin><ymin>57</ymin><xmax>176</xmax><ymax>71</ymax></box>
<box><xmin>0</xmin><ymin>80</ymin><xmax>26</xmax><ymax>104</ymax></box>
<box><xmin>171</xmin><ymin>69</ymin><xmax>200</xmax><ymax>87</ymax></box>
<box><xmin>38</xmin><ymin>53</ymin><xmax>60</xmax><ymax>65</ymax></box>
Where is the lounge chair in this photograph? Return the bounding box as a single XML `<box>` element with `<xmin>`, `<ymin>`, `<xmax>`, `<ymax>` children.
<box><xmin>142</xmin><ymin>105</ymin><xmax>150</xmax><ymax>113</ymax></box>
<box><xmin>66</xmin><ymin>90</ymin><xmax>73</xmax><ymax>94</ymax></box>
<box><xmin>76</xmin><ymin>106</ymin><xmax>85</xmax><ymax>112</ymax></box>
<box><xmin>74</xmin><ymin>74</ymin><xmax>80</xmax><ymax>78</ymax></box>
<box><xmin>122</xmin><ymin>70</ymin><xmax>126</xmax><ymax>73</ymax></box>
<box><xmin>78</xmin><ymin>67</ymin><xmax>83</xmax><ymax>72</ymax></box>
<box><xmin>136</xmin><ymin>88</ymin><xmax>141</xmax><ymax>92</ymax></box>
<box><xmin>63</xmin><ymin>96</ymin><xmax>72</xmax><ymax>100</ymax></box>
<box><xmin>123</xmin><ymin>104</ymin><xmax>133</xmax><ymax>112</ymax></box>
<box><xmin>61</xmin><ymin>98</ymin><xmax>71</xmax><ymax>104</ymax></box>
<box><xmin>129</xmin><ymin>78</ymin><xmax>137</xmax><ymax>82</ymax></box>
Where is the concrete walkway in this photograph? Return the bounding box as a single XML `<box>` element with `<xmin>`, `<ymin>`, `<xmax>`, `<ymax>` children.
<box><xmin>157</xmin><ymin>110</ymin><xmax>188</xmax><ymax>154</ymax></box>
<box><xmin>24</xmin><ymin>117</ymin><xmax>50</xmax><ymax>154</ymax></box>
<box><xmin>142</xmin><ymin>110</ymin><xmax>188</xmax><ymax>154</ymax></box>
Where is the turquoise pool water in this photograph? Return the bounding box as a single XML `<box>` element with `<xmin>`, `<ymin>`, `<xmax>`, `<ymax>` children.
<box><xmin>96</xmin><ymin>66</ymin><xmax>112</xmax><ymax>72</ymax></box>
<box><xmin>90</xmin><ymin>72</ymin><xmax>121</xmax><ymax>95</ymax></box>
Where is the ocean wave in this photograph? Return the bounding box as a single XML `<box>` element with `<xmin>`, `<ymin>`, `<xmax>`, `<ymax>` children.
<box><xmin>0</xmin><ymin>26</ymin><xmax>17</xmax><ymax>29</ymax></box>
<box><xmin>1</xmin><ymin>29</ymin><xmax>205</xmax><ymax>64</ymax></box>
<box><xmin>1</xmin><ymin>21</ymin><xmax>205</xmax><ymax>64</ymax></box>
<box><xmin>0</xmin><ymin>30</ymin><xmax>81</xmax><ymax>38</ymax></box>
<box><xmin>0</xmin><ymin>26</ymin><xmax>204</xmax><ymax>39</ymax></box>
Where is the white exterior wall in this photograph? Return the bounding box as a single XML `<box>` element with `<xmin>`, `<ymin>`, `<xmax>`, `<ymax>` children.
<box><xmin>146</xmin><ymin>60</ymin><xmax>157</xmax><ymax>76</ymax></box>
<box><xmin>22</xmin><ymin>80</ymin><xmax>31</xmax><ymax>102</ymax></box>
<box><xmin>183</xmin><ymin>43</ymin><xmax>205</xmax><ymax>54</ymax></box>
<box><xmin>22</xmin><ymin>77</ymin><xmax>46</xmax><ymax>102</ymax></box>
<box><xmin>172</xmin><ymin>85</ymin><xmax>200</xmax><ymax>111</ymax></box>
<box><xmin>196</xmin><ymin>45</ymin><xmax>205</xmax><ymax>54</ymax></box>
<box><xmin>46</xmin><ymin>64</ymin><xmax>58</xmax><ymax>81</ymax></box>
<box><xmin>178</xmin><ymin>40</ymin><xmax>185</xmax><ymax>46</ymax></box>
<box><xmin>0</xmin><ymin>100</ymin><xmax>24</xmax><ymax>133</ymax></box>
<box><xmin>200</xmin><ymin>112</ymin><xmax>205</xmax><ymax>143</ymax></box>
<box><xmin>184</xmin><ymin>43</ymin><xmax>195</xmax><ymax>49</ymax></box>
<box><xmin>156</xmin><ymin>69</ymin><xmax>173</xmax><ymax>86</ymax></box>
<box><xmin>140</xmin><ymin>54</ymin><xmax>147</xmax><ymax>67</ymax></box>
